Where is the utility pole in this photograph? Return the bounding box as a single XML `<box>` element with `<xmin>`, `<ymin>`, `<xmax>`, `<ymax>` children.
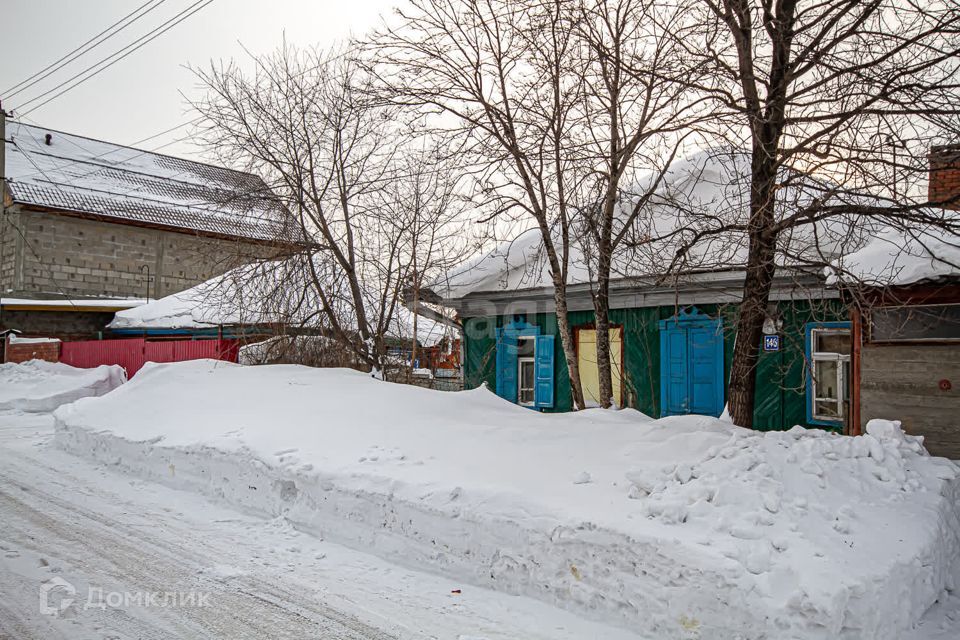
<box><xmin>1</xmin><ymin>100</ymin><xmax>8</xmax><ymax>328</ymax></box>
<box><xmin>1</xmin><ymin>99</ymin><xmax>7</xmax><ymax>204</ymax></box>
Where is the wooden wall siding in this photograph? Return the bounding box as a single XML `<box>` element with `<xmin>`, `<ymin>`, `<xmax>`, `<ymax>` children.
<box><xmin>860</xmin><ymin>344</ymin><xmax>960</xmax><ymax>459</ymax></box>
<box><xmin>463</xmin><ymin>299</ymin><xmax>846</xmax><ymax>430</ymax></box>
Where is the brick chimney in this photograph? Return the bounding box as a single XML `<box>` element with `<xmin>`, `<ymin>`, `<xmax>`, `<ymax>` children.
<box><xmin>929</xmin><ymin>144</ymin><xmax>960</xmax><ymax>210</ymax></box>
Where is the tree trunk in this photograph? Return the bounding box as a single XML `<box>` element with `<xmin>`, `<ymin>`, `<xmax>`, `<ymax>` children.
<box><xmin>728</xmin><ymin>160</ymin><xmax>779</xmax><ymax>428</ymax></box>
<box><xmin>594</xmin><ymin>254</ymin><xmax>613</xmax><ymax>408</ymax></box>
<box><xmin>554</xmin><ymin>276</ymin><xmax>586</xmax><ymax>411</ymax></box>
<box><xmin>410</xmin><ymin>279</ymin><xmax>419</xmax><ymax>374</ymax></box>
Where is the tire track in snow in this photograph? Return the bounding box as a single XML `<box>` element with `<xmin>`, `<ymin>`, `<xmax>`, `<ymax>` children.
<box><xmin>0</xmin><ymin>414</ymin><xmax>649</xmax><ymax>640</ymax></box>
<box><xmin>0</xmin><ymin>465</ymin><xmax>397</xmax><ymax>640</ymax></box>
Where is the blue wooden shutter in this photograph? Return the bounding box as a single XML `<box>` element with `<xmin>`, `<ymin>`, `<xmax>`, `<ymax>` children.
<box><xmin>495</xmin><ymin>327</ymin><xmax>519</xmax><ymax>403</ymax></box>
<box><xmin>495</xmin><ymin>327</ymin><xmax>506</xmax><ymax>397</ymax></box>
<box><xmin>534</xmin><ymin>334</ymin><xmax>555</xmax><ymax>408</ymax></box>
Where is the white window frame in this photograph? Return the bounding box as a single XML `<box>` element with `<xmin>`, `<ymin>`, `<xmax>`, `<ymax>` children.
<box><xmin>517</xmin><ymin>337</ymin><xmax>536</xmax><ymax>406</ymax></box>
<box><xmin>810</xmin><ymin>327</ymin><xmax>850</xmax><ymax>423</ymax></box>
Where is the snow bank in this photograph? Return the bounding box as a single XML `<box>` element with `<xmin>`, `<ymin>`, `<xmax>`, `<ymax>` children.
<box><xmin>0</xmin><ymin>360</ymin><xmax>125</xmax><ymax>412</ymax></box>
<box><xmin>54</xmin><ymin>360</ymin><xmax>960</xmax><ymax>639</ymax></box>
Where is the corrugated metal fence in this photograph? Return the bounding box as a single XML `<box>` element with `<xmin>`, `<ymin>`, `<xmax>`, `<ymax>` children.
<box><xmin>60</xmin><ymin>338</ymin><xmax>238</xmax><ymax>377</ymax></box>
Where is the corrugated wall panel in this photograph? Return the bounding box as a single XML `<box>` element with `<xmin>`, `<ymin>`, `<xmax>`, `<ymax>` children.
<box><xmin>61</xmin><ymin>338</ymin><xmax>146</xmax><ymax>377</ymax></box>
<box><xmin>61</xmin><ymin>338</ymin><xmax>239</xmax><ymax>378</ymax></box>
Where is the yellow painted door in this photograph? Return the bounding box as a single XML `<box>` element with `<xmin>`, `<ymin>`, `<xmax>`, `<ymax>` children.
<box><xmin>577</xmin><ymin>328</ymin><xmax>623</xmax><ymax>407</ymax></box>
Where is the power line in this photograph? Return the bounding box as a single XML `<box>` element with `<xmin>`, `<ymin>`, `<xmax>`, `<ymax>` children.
<box><xmin>2</xmin><ymin>0</ymin><xmax>167</xmax><ymax>99</ymax></box>
<box><xmin>12</xmin><ymin>113</ymin><xmax>203</xmax><ymax>177</ymax></box>
<box><xmin>18</xmin><ymin>0</ymin><xmax>212</xmax><ymax>113</ymax></box>
<box><xmin>19</xmin><ymin>0</ymin><xmax>215</xmax><ymax>117</ymax></box>
<box><xmin>9</xmin><ymin>114</ymin><xmax>203</xmax><ymax>190</ymax></box>
<box><xmin>127</xmin><ymin>116</ymin><xmax>203</xmax><ymax>148</ymax></box>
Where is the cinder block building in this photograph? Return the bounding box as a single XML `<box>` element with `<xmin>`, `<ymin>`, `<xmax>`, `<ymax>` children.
<box><xmin>1</xmin><ymin>118</ymin><xmax>302</xmax><ymax>339</ymax></box>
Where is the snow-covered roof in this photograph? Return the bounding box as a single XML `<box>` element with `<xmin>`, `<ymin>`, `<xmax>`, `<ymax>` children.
<box><xmin>434</xmin><ymin>150</ymin><xmax>873</xmax><ymax>301</ymax></box>
<box><xmin>8</xmin><ymin>335</ymin><xmax>60</xmax><ymax>344</ymax></box>
<box><xmin>109</xmin><ymin>258</ymin><xmax>450</xmax><ymax>347</ymax></box>
<box><xmin>1</xmin><ymin>297</ymin><xmax>147</xmax><ymax>310</ymax></box>
<box><xmin>4</xmin><ymin>121</ymin><xmax>297</xmax><ymax>243</ymax></box>
<box><xmin>827</xmin><ymin>225</ymin><xmax>960</xmax><ymax>287</ymax></box>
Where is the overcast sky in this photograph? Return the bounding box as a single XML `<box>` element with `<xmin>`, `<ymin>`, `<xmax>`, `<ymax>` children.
<box><xmin>1</xmin><ymin>0</ymin><xmax>397</xmax><ymax>160</ymax></box>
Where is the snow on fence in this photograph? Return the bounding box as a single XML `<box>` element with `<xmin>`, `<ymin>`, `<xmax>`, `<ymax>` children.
<box><xmin>60</xmin><ymin>338</ymin><xmax>238</xmax><ymax>377</ymax></box>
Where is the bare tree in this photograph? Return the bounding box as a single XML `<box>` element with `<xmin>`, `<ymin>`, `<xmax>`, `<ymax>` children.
<box><xmin>376</xmin><ymin>140</ymin><xmax>473</xmax><ymax>374</ymax></box>
<box><xmin>371</xmin><ymin>0</ymin><xmax>591</xmax><ymax>408</ymax></box>
<box><xmin>192</xmin><ymin>44</ymin><xmax>444</xmax><ymax>373</ymax></box>
<box><xmin>570</xmin><ymin>0</ymin><xmax>708</xmax><ymax>407</ymax></box>
<box><xmin>670</xmin><ymin>0</ymin><xmax>960</xmax><ymax>427</ymax></box>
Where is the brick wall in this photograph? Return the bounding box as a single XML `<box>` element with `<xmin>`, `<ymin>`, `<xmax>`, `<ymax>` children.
<box><xmin>928</xmin><ymin>144</ymin><xmax>960</xmax><ymax>210</ymax></box>
<box><xmin>2</xmin><ymin>208</ymin><xmax>276</xmax><ymax>300</ymax></box>
<box><xmin>3</xmin><ymin>336</ymin><xmax>60</xmax><ymax>363</ymax></box>
<box><xmin>0</xmin><ymin>209</ymin><xmax>17</xmax><ymax>291</ymax></box>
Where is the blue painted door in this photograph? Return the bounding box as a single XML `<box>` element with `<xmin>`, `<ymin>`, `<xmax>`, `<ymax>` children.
<box><xmin>664</xmin><ymin>328</ymin><xmax>689</xmax><ymax>414</ymax></box>
<box><xmin>688</xmin><ymin>326</ymin><xmax>721</xmax><ymax>414</ymax></box>
<box><xmin>659</xmin><ymin>311</ymin><xmax>724</xmax><ymax>417</ymax></box>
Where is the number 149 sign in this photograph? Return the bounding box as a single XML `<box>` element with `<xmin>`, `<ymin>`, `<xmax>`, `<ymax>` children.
<box><xmin>763</xmin><ymin>335</ymin><xmax>780</xmax><ymax>352</ymax></box>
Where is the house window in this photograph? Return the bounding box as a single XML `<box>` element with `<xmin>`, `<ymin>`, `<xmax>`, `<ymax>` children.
<box><xmin>805</xmin><ymin>323</ymin><xmax>851</xmax><ymax>425</ymax></box>
<box><xmin>494</xmin><ymin>324</ymin><xmax>555</xmax><ymax>409</ymax></box>
<box><xmin>517</xmin><ymin>337</ymin><xmax>536</xmax><ymax>406</ymax></box>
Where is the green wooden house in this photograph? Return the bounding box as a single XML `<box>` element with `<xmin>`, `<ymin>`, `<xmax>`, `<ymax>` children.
<box><xmin>430</xmin><ymin>255</ymin><xmax>851</xmax><ymax>431</ymax></box>
<box><xmin>423</xmin><ymin>149</ymin><xmax>960</xmax><ymax>446</ymax></box>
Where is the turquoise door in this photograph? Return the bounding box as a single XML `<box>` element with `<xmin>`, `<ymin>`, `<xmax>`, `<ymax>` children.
<box><xmin>659</xmin><ymin>309</ymin><xmax>725</xmax><ymax>417</ymax></box>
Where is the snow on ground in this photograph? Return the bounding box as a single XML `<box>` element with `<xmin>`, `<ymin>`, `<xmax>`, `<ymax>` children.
<box><xmin>0</xmin><ymin>360</ymin><xmax>125</xmax><ymax>412</ymax></box>
<box><xmin>0</xmin><ymin>411</ymin><xmax>641</xmax><ymax>640</ymax></box>
<box><xmin>53</xmin><ymin>360</ymin><xmax>960</xmax><ymax>639</ymax></box>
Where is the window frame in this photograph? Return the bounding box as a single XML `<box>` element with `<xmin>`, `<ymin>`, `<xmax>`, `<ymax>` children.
<box><xmin>516</xmin><ymin>336</ymin><xmax>536</xmax><ymax>406</ymax></box>
<box><xmin>517</xmin><ymin>357</ymin><xmax>536</xmax><ymax>406</ymax></box>
<box><xmin>804</xmin><ymin>321</ymin><xmax>852</xmax><ymax>427</ymax></box>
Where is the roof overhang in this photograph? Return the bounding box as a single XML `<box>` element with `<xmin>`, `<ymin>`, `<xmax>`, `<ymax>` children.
<box><xmin>439</xmin><ymin>268</ymin><xmax>839</xmax><ymax>317</ymax></box>
<box><xmin>13</xmin><ymin>201</ymin><xmax>313</xmax><ymax>250</ymax></box>
<box><xmin>0</xmin><ymin>297</ymin><xmax>147</xmax><ymax>313</ymax></box>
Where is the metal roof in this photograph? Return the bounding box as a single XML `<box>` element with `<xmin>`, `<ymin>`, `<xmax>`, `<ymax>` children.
<box><xmin>4</xmin><ymin>121</ymin><xmax>297</xmax><ymax>243</ymax></box>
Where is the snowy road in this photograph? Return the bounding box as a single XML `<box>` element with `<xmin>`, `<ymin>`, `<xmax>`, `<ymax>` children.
<box><xmin>0</xmin><ymin>411</ymin><xmax>641</xmax><ymax>640</ymax></box>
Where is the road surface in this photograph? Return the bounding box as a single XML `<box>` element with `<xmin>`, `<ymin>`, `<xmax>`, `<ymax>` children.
<box><xmin>0</xmin><ymin>411</ymin><xmax>641</xmax><ymax>640</ymax></box>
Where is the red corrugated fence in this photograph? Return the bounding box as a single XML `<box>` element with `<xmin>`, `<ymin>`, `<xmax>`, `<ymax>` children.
<box><xmin>60</xmin><ymin>338</ymin><xmax>238</xmax><ymax>377</ymax></box>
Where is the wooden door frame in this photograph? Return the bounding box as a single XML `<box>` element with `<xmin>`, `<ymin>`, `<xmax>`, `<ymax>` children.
<box><xmin>573</xmin><ymin>323</ymin><xmax>626</xmax><ymax>408</ymax></box>
<box><xmin>658</xmin><ymin>308</ymin><xmax>725</xmax><ymax>418</ymax></box>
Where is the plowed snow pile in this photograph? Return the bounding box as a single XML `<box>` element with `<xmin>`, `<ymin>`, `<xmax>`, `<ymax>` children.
<box><xmin>54</xmin><ymin>360</ymin><xmax>960</xmax><ymax>639</ymax></box>
<box><xmin>0</xmin><ymin>360</ymin><xmax>125</xmax><ymax>412</ymax></box>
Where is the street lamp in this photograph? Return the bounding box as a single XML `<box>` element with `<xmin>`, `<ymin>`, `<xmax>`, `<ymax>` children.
<box><xmin>139</xmin><ymin>265</ymin><xmax>152</xmax><ymax>302</ymax></box>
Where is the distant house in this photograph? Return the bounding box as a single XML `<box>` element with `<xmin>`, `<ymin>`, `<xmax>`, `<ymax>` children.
<box><xmin>0</xmin><ymin>116</ymin><xmax>303</xmax><ymax>339</ymax></box>
<box><xmin>429</xmin><ymin>150</ymin><xmax>960</xmax><ymax>457</ymax></box>
<box><xmin>108</xmin><ymin>257</ymin><xmax>453</xmax><ymax>368</ymax></box>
